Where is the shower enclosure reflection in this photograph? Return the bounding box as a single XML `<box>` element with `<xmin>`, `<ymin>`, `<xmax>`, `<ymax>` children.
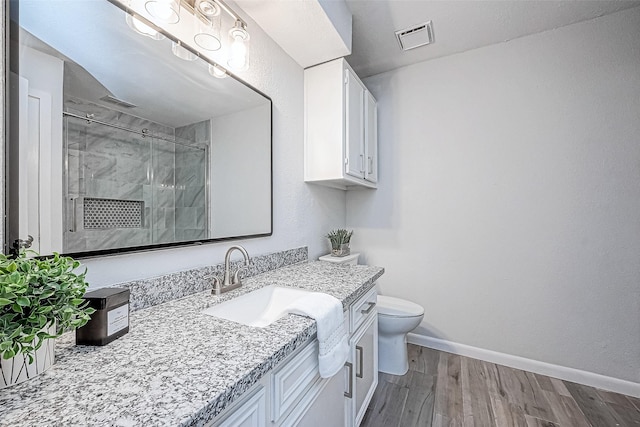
<box><xmin>64</xmin><ymin>103</ymin><xmax>209</xmax><ymax>253</ymax></box>
<box><xmin>8</xmin><ymin>0</ymin><xmax>272</xmax><ymax>257</ymax></box>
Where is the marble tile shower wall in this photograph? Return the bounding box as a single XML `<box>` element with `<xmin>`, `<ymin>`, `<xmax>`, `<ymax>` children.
<box><xmin>63</xmin><ymin>97</ymin><xmax>209</xmax><ymax>252</ymax></box>
<box><xmin>114</xmin><ymin>246</ymin><xmax>309</xmax><ymax>311</ymax></box>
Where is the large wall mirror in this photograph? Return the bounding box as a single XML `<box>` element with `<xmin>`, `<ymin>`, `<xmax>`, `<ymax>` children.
<box><xmin>6</xmin><ymin>0</ymin><xmax>272</xmax><ymax>257</ymax></box>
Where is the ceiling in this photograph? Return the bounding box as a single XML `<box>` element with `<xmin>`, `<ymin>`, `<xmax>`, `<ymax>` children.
<box><xmin>235</xmin><ymin>0</ymin><xmax>352</xmax><ymax>68</ymax></box>
<box><xmin>345</xmin><ymin>0</ymin><xmax>640</xmax><ymax>78</ymax></box>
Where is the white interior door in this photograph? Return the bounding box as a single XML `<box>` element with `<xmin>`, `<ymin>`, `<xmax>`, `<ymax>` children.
<box><xmin>17</xmin><ymin>74</ymin><xmax>55</xmax><ymax>254</ymax></box>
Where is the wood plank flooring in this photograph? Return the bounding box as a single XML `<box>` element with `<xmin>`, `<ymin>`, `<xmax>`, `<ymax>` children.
<box><xmin>362</xmin><ymin>345</ymin><xmax>640</xmax><ymax>427</ymax></box>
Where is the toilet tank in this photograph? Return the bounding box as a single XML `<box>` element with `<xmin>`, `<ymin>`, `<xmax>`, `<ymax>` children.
<box><xmin>318</xmin><ymin>252</ymin><xmax>360</xmax><ymax>265</ymax></box>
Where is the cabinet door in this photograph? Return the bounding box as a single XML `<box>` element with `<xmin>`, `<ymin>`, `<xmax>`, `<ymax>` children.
<box><xmin>283</xmin><ymin>372</ymin><xmax>345</xmax><ymax>427</ymax></box>
<box><xmin>213</xmin><ymin>387</ymin><xmax>266</xmax><ymax>427</ymax></box>
<box><xmin>344</xmin><ymin>68</ymin><xmax>365</xmax><ymax>179</ymax></box>
<box><xmin>364</xmin><ymin>92</ymin><xmax>377</xmax><ymax>183</ymax></box>
<box><xmin>354</xmin><ymin>316</ymin><xmax>378</xmax><ymax>426</ymax></box>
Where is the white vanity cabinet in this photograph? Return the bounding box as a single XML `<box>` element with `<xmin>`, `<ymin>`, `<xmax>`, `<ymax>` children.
<box><xmin>304</xmin><ymin>58</ymin><xmax>378</xmax><ymax>190</ymax></box>
<box><xmin>210</xmin><ymin>288</ymin><xmax>379</xmax><ymax>427</ymax></box>
<box><xmin>345</xmin><ymin>288</ymin><xmax>378</xmax><ymax>427</ymax></box>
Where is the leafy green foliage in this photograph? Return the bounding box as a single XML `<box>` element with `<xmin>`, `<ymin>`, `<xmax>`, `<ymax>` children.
<box><xmin>0</xmin><ymin>251</ymin><xmax>95</xmax><ymax>361</ymax></box>
<box><xmin>326</xmin><ymin>229</ymin><xmax>353</xmax><ymax>249</ymax></box>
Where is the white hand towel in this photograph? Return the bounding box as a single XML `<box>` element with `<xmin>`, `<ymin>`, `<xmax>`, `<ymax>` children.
<box><xmin>286</xmin><ymin>293</ymin><xmax>350</xmax><ymax>378</ymax></box>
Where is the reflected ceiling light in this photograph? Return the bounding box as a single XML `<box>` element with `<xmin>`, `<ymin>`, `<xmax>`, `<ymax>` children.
<box><xmin>228</xmin><ymin>20</ymin><xmax>249</xmax><ymax>71</ymax></box>
<box><xmin>127</xmin><ymin>0</ymin><xmax>251</xmax><ymax>71</ymax></box>
<box><xmin>145</xmin><ymin>0</ymin><xmax>181</xmax><ymax>24</ymax></box>
<box><xmin>208</xmin><ymin>63</ymin><xmax>227</xmax><ymax>79</ymax></box>
<box><xmin>125</xmin><ymin>14</ymin><xmax>165</xmax><ymax>40</ymax></box>
<box><xmin>172</xmin><ymin>40</ymin><xmax>197</xmax><ymax>61</ymax></box>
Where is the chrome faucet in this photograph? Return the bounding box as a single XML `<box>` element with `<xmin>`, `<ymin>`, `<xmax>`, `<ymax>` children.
<box><xmin>212</xmin><ymin>245</ymin><xmax>251</xmax><ymax>295</ymax></box>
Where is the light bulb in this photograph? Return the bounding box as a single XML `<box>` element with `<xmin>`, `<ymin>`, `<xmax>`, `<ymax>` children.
<box><xmin>227</xmin><ymin>22</ymin><xmax>249</xmax><ymax>71</ymax></box>
<box><xmin>228</xmin><ymin>36</ymin><xmax>246</xmax><ymax>69</ymax></box>
<box><xmin>145</xmin><ymin>0</ymin><xmax>180</xmax><ymax>24</ymax></box>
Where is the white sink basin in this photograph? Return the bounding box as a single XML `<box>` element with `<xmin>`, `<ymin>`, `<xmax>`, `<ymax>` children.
<box><xmin>202</xmin><ymin>285</ymin><xmax>314</xmax><ymax>327</ymax></box>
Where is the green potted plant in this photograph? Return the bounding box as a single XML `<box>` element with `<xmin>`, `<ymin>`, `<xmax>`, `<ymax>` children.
<box><xmin>326</xmin><ymin>229</ymin><xmax>353</xmax><ymax>257</ymax></box>
<box><xmin>0</xmin><ymin>251</ymin><xmax>95</xmax><ymax>389</ymax></box>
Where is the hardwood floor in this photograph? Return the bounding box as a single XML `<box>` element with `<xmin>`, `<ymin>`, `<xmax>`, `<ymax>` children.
<box><xmin>361</xmin><ymin>345</ymin><xmax>640</xmax><ymax>427</ymax></box>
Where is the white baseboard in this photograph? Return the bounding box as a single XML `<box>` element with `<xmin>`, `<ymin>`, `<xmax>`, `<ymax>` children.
<box><xmin>407</xmin><ymin>333</ymin><xmax>640</xmax><ymax>398</ymax></box>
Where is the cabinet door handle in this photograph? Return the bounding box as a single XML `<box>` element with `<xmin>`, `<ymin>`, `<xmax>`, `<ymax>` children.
<box><xmin>360</xmin><ymin>302</ymin><xmax>376</xmax><ymax>315</ymax></box>
<box><xmin>360</xmin><ymin>154</ymin><xmax>365</xmax><ymax>173</ymax></box>
<box><xmin>356</xmin><ymin>346</ymin><xmax>364</xmax><ymax>378</ymax></box>
<box><xmin>368</xmin><ymin>156</ymin><xmax>373</xmax><ymax>174</ymax></box>
<box><xmin>344</xmin><ymin>362</ymin><xmax>353</xmax><ymax>398</ymax></box>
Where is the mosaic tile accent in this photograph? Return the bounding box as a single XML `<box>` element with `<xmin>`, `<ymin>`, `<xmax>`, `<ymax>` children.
<box><xmin>116</xmin><ymin>246</ymin><xmax>309</xmax><ymax>312</ymax></box>
<box><xmin>0</xmin><ymin>259</ymin><xmax>384</xmax><ymax>426</ymax></box>
<box><xmin>83</xmin><ymin>198</ymin><xmax>144</xmax><ymax>229</ymax></box>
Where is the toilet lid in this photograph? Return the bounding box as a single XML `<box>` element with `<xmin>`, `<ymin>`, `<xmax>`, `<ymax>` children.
<box><xmin>377</xmin><ymin>295</ymin><xmax>424</xmax><ymax>317</ymax></box>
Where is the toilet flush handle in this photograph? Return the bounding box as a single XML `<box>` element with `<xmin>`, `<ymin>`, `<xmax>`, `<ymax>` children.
<box><xmin>360</xmin><ymin>302</ymin><xmax>376</xmax><ymax>315</ymax></box>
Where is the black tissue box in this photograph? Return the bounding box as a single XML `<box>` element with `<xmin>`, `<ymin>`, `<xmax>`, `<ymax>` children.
<box><xmin>76</xmin><ymin>288</ymin><xmax>130</xmax><ymax>346</ymax></box>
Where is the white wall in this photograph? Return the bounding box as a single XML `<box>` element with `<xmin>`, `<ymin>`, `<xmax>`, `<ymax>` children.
<box><xmin>210</xmin><ymin>104</ymin><xmax>271</xmax><ymax>238</ymax></box>
<box><xmin>72</xmin><ymin>2</ymin><xmax>346</xmax><ymax>286</ymax></box>
<box><xmin>347</xmin><ymin>8</ymin><xmax>640</xmax><ymax>385</ymax></box>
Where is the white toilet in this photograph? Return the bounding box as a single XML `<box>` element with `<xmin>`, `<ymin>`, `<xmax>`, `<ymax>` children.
<box><xmin>317</xmin><ymin>253</ymin><xmax>424</xmax><ymax>375</ymax></box>
<box><xmin>377</xmin><ymin>295</ymin><xmax>424</xmax><ymax>375</ymax></box>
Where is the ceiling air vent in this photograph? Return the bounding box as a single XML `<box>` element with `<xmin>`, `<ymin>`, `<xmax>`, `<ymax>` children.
<box><xmin>395</xmin><ymin>21</ymin><xmax>434</xmax><ymax>51</ymax></box>
<box><xmin>100</xmin><ymin>95</ymin><xmax>137</xmax><ymax>109</ymax></box>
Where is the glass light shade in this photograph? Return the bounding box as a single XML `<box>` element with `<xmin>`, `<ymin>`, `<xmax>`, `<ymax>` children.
<box><xmin>125</xmin><ymin>14</ymin><xmax>165</xmax><ymax>40</ymax></box>
<box><xmin>172</xmin><ymin>41</ymin><xmax>197</xmax><ymax>61</ymax></box>
<box><xmin>227</xmin><ymin>23</ymin><xmax>249</xmax><ymax>71</ymax></box>
<box><xmin>194</xmin><ymin>13</ymin><xmax>221</xmax><ymax>51</ymax></box>
<box><xmin>145</xmin><ymin>0</ymin><xmax>180</xmax><ymax>24</ymax></box>
<box><xmin>195</xmin><ymin>0</ymin><xmax>221</xmax><ymax>17</ymax></box>
<box><xmin>208</xmin><ymin>63</ymin><xmax>227</xmax><ymax>78</ymax></box>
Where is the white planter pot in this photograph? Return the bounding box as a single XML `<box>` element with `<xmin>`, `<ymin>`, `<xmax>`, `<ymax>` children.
<box><xmin>0</xmin><ymin>323</ymin><xmax>56</xmax><ymax>389</ymax></box>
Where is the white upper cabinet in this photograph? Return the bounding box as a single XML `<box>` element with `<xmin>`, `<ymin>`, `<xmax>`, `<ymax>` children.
<box><xmin>304</xmin><ymin>58</ymin><xmax>378</xmax><ymax>190</ymax></box>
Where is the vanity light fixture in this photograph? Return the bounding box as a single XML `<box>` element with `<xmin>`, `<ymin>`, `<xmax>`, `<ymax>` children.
<box><xmin>127</xmin><ymin>0</ymin><xmax>250</xmax><ymax>70</ymax></box>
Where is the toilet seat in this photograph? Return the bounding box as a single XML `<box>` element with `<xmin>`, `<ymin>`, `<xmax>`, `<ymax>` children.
<box><xmin>377</xmin><ymin>295</ymin><xmax>424</xmax><ymax>318</ymax></box>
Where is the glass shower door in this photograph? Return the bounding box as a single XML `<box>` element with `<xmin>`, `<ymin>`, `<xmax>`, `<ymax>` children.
<box><xmin>64</xmin><ymin>115</ymin><xmax>153</xmax><ymax>253</ymax></box>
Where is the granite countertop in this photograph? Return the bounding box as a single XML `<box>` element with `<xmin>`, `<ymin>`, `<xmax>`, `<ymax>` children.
<box><xmin>0</xmin><ymin>261</ymin><xmax>384</xmax><ymax>427</ymax></box>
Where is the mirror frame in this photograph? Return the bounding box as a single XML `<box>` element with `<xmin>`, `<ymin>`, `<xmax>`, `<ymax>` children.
<box><xmin>3</xmin><ymin>0</ymin><xmax>273</xmax><ymax>258</ymax></box>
